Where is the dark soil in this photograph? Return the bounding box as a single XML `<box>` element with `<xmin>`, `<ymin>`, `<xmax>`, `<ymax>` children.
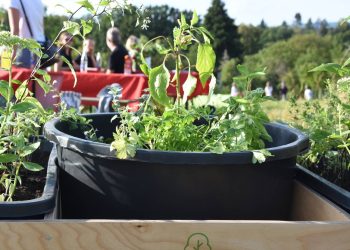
<box><xmin>13</xmin><ymin>167</ymin><xmax>46</xmax><ymax>201</ymax></box>
<box><xmin>12</xmin><ymin>144</ymin><xmax>50</xmax><ymax>201</ymax></box>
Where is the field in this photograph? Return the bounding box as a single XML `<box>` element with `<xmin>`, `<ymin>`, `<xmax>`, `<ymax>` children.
<box><xmin>192</xmin><ymin>95</ymin><xmax>293</xmax><ymax>123</ymax></box>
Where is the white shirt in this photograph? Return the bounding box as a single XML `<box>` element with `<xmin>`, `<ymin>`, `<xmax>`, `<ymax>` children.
<box><xmin>231</xmin><ymin>85</ymin><xmax>239</xmax><ymax>97</ymax></box>
<box><xmin>304</xmin><ymin>89</ymin><xmax>313</xmax><ymax>100</ymax></box>
<box><xmin>264</xmin><ymin>86</ymin><xmax>273</xmax><ymax>97</ymax></box>
<box><xmin>6</xmin><ymin>0</ymin><xmax>45</xmax><ymax>42</ymax></box>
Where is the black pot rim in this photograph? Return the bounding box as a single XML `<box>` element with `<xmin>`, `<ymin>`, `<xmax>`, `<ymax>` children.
<box><xmin>296</xmin><ymin>165</ymin><xmax>350</xmax><ymax>212</ymax></box>
<box><xmin>0</xmin><ymin>147</ymin><xmax>58</xmax><ymax>218</ymax></box>
<box><xmin>44</xmin><ymin>113</ymin><xmax>309</xmax><ymax>165</ymax></box>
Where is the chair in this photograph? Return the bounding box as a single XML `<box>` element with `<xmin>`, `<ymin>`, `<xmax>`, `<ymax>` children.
<box><xmin>97</xmin><ymin>83</ymin><xmax>122</xmax><ymax>113</ymax></box>
<box><xmin>60</xmin><ymin>91</ymin><xmax>82</xmax><ymax>110</ymax></box>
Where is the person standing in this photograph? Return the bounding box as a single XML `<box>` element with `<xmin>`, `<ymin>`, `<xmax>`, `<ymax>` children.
<box><xmin>304</xmin><ymin>85</ymin><xmax>313</xmax><ymax>101</ymax></box>
<box><xmin>280</xmin><ymin>80</ymin><xmax>288</xmax><ymax>100</ymax></box>
<box><xmin>106</xmin><ymin>27</ymin><xmax>128</xmax><ymax>74</ymax></box>
<box><xmin>230</xmin><ymin>82</ymin><xmax>239</xmax><ymax>97</ymax></box>
<box><xmin>264</xmin><ymin>81</ymin><xmax>273</xmax><ymax>97</ymax></box>
<box><xmin>6</xmin><ymin>0</ymin><xmax>45</xmax><ymax>68</ymax></box>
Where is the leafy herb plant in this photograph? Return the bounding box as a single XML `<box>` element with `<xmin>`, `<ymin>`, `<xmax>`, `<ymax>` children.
<box><xmin>291</xmin><ymin>56</ymin><xmax>350</xmax><ymax>189</ymax></box>
<box><xmin>111</xmin><ymin>13</ymin><xmax>272</xmax><ymax>163</ymax></box>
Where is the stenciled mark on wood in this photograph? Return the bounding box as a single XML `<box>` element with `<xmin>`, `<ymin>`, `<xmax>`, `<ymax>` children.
<box><xmin>184</xmin><ymin>232</ymin><xmax>212</xmax><ymax>250</ymax></box>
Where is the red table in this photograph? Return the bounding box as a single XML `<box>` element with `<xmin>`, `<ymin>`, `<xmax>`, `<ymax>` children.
<box><xmin>0</xmin><ymin>68</ymin><xmax>209</xmax><ymax>110</ymax></box>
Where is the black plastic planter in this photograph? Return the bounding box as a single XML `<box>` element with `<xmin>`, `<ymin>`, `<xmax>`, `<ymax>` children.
<box><xmin>0</xmin><ymin>140</ymin><xmax>58</xmax><ymax>219</ymax></box>
<box><xmin>296</xmin><ymin>165</ymin><xmax>350</xmax><ymax>213</ymax></box>
<box><xmin>44</xmin><ymin>113</ymin><xmax>309</xmax><ymax>220</ymax></box>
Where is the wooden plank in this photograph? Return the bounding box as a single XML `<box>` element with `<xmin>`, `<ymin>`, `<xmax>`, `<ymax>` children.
<box><xmin>291</xmin><ymin>181</ymin><xmax>350</xmax><ymax>221</ymax></box>
<box><xmin>0</xmin><ymin>220</ymin><xmax>349</xmax><ymax>250</ymax></box>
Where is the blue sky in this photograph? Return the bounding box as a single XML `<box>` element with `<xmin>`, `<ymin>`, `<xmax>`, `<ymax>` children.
<box><xmin>2</xmin><ymin>0</ymin><xmax>349</xmax><ymax>26</ymax></box>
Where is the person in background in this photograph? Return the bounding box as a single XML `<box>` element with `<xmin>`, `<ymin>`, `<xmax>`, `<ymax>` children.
<box><xmin>106</xmin><ymin>27</ymin><xmax>128</xmax><ymax>74</ymax></box>
<box><xmin>230</xmin><ymin>82</ymin><xmax>239</xmax><ymax>97</ymax></box>
<box><xmin>6</xmin><ymin>0</ymin><xmax>45</xmax><ymax>68</ymax></box>
<box><xmin>74</xmin><ymin>38</ymin><xmax>97</xmax><ymax>68</ymax></box>
<box><xmin>125</xmin><ymin>35</ymin><xmax>140</xmax><ymax>73</ymax></box>
<box><xmin>280</xmin><ymin>80</ymin><xmax>288</xmax><ymax>100</ymax></box>
<box><xmin>304</xmin><ymin>85</ymin><xmax>313</xmax><ymax>101</ymax></box>
<box><xmin>54</xmin><ymin>31</ymin><xmax>77</xmax><ymax>71</ymax></box>
<box><xmin>264</xmin><ymin>81</ymin><xmax>273</xmax><ymax>97</ymax></box>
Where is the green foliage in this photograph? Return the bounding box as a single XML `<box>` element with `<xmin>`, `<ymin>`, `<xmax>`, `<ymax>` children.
<box><xmin>0</xmin><ymin>1</ymin><xmax>142</xmax><ymax>201</ymax></box>
<box><xmin>291</xmin><ymin>56</ymin><xmax>350</xmax><ymax>172</ymax></box>
<box><xmin>140</xmin><ymin>11</ymin><xmax>216</xmax><ymax>107</ymax></box>
<box><xmin>111</xmin><ymin>65</ymin><xmax>272</xmax><ymax>163</ymax></box>
<box><xmin>242</xmin><ymin>34</ymin><xmax>335</xmax><ymax>95</ymax></box>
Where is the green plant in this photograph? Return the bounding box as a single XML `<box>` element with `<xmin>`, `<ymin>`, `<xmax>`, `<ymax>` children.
<box><xmin>291</xmin><ymin>57</ymin><xmax>350</xmax><ymax>177</ymax></box>
<box><xmin>111</xmin><ymin>13</ymin><xmax>272</xmax><ymax>163</ymax></box>
<box><xmin>0</xmin><ymin>32</ymin><xmax>54</xmax><ymax>201</ymax></box>
<box><xmin>0</xmin><ymin>0</ymin><xmax>146</xmax><ymax>201</ymax></box>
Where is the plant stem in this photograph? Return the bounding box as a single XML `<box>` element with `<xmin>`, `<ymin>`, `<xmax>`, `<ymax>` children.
<box><xmin>175</xmin><ymin>53</ymin><xmax>181</xmax><ymax>107</ymax></box>
<box><xmin>7</xmin><ymin>162</ymin><xmax>20</xmax><ymax>201</ymax></box>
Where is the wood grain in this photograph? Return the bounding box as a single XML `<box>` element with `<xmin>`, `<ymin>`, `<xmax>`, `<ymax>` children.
<box><xmin>0</xmin><ymin>182</ymin><xmax>349</xmax><ymax>250</ymax></box>
<box><xmin>0</xmin><ymin>220</ymin><xmax>350</xmax><ymax>250</ymax></box>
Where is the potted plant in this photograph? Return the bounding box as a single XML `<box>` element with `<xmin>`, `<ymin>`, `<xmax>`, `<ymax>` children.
<box><xmin>0</xmin><ymin>31</ymin><xmax>59</xmax><ymax>219</ymax></box>
<box><xmin>290</xmin><ymin>52</ymin><xmax>350</xmax><ymax>213</ymax></box>
<box><xmin>0</xmin><ymin>0</ymin><xmax>144</xmax><ymax>219</ymax></box>
<box><xmin>44</xmin><ymin>12</ymin><xmax>309</xmax><ymax>220</ymax></box>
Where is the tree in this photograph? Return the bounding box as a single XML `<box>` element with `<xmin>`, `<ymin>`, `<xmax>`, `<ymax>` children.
<box><xmin>260</xmin><ymin>19</ymin><xmax>267</xmax><ymax>29</ymax></box>
<box><xmin>294</xmin><ymin>13</ymin><xmax>302</xmax><ymax>26</ymax></box>
<box><xmin>238</xmin><ymin>24</ymin><xmax>262</xmax><ymax>55</ymax></box>
<box><xmin>305</xmin><ymin>18</ymin><xmax>314</xmax><ymax>30</ymax></box>
<box><xmin>319</xmin><ymin>19</ymin><xmax>329</xmax><ymax>36</ymax></box>
<box><xmin>204</xmin><ymin>0</ymin><xmax>242</xmax><ymax>62</ymax></box>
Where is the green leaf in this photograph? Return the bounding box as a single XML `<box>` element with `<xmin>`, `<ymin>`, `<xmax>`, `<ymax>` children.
<box><xmin>81</xmin><ymin>20</ymin><xmax>93</xmax><ymax>37</ymax></box>
<box><xmin>20</xmin><ymin>141</ymin><xmax>41</xmax><ymax>157</ymax></box>
<box><xmin>343</xmin><ymin>57</ymin><xmax>350</xmax><ymax>68</ymax></box>
<box><xmin>148</xmin><ymin>64</ymin><xmax>172</xmax><ymax>107</ymax></box>
<box><xmin>180</xmin><ymin>13</ymin><xmax>187</xmax><ymax>27</ymax></box>
<box><xmin>211</xmin><ymin>141</ymin><xmax>225</xmax><ymax>154</ymax></box>
<box><xmin>34</xmin><ymin>77</ymin><xmax>51</xmax><ymax>94</ymax></box>
<box><xmin>309</xmin><ymin>63</ymin><xmax>341</xmax><ymax>74</ymax></box>
<box><xmin>190</xmin><ymin>10</ymin><xmax>199</xmax><ymax>26</ymax></box>
<box><xmin>11</xmin><ymin>101</ymin><xmax>36</xmax><ymax>112</ymax></box>
<box><xmin>62</xmin><ymin>21</ymin><xmax>81</xmax><ymax>36</ymax></box>
<box><xmin>182</xmin><ymin>73</ymin><xmax>197</xmax><ymax>104</ymax></box>
<box><xmin>252</xmin><ymin>149</ymin><xmax>272</xmax><ymax>164</ymax></box>
<box><xmin>15</xmin><ymin>82</ymin><xmax>29</xmax><ymax>100</ymax></box>
<box><xmin>0</xmin><ymin>154</ymin><xmax>19</xmax><ymax>163</ymax></box>
<box><xmin>196</xmin><ymin>43</ymin><xmax>216</xmax><ymax>84</ymax></box>
<box><xmin>76</xmin><ymin>0</ymin><xmax>94</xmax><ymax>13</ymax></box>
<box><xmin>0</xmin><ymin>80</ymin><xmax>13</xmax><ymax>100</ymax></box>
<box><xmin>198</xmin><ymin>27</ymin><xmax>214</xmax><ymax>40</ymax></box>
<box><xmin>140</xmin><ymin>63</ymin><xmax>149</xmax><ymax>76</ymax></box>
<box><xmin>24</xmin><ymin>97</ymin><xmax>45</xmax><ymax>113</ymax></box>
<box><xmin>61</xmin><ymin>56</ymin><xmax>77</xmax><ymax>87</ymax></box>
<box><xmin>22</xmin><ymin>162</ymin><xmax>44</xmax><ymax>172</ymax></box>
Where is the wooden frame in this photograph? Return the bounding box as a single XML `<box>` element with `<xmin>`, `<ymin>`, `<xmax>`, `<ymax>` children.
<box><xmin>0</xmin><ymin>182</ymin><xmax>349</xmax><ymax>249</ymax></box>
